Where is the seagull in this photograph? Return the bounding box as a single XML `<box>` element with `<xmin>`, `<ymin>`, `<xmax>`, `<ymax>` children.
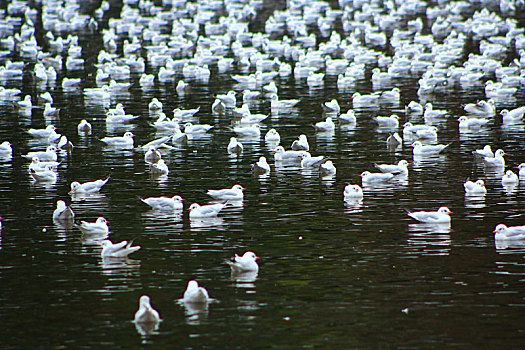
<box><xmin>227</xmin><ymin>137</ymin><xmax>244</xmax><ymax>155</ymax></box>
<box><xmin>473</xmin><ymin>145</ymin><xmax>493</xmax><ymax>158</ymax></box>
<box><xmin>314</xmin><ymin>117</ymin><xmax>335</xmax><ymax>132</ymax></box>
<box><xmin>252</xmin><ymin>156</ymin><xmax>270</xmax><ymax>176</ymax></box>
<box><xmin>323</xmin><ymin>99</ymin><xmax>340</xmax><ymax>114</ymax></box>
<box><xmin>150</xmin><ymin>159</ymin><xmax>169</xmax><ymax>176</ymax></box>
<box><xmin>517</xmin><ymin>163</ymin><xmax>525</xmax><ymax>179</ymax></box>
<box><xmin>100</xmin><ymin>132</ymin><xmax>135</xmax><ymax>148</ymax></box>
<box><xmin>101</xmin><ymin>239</ymin><xmax>141</xmax><ymax>258</ymax></box>
<box><xmin>134</xmin><ymin>295</ymin><xmax>161</xmax><ymax>324</ymax></box>
<box><xmin>273</xmin><ymin>146</ymin><xmax>303</xmax><ymax>161</ymax></box>
<box><xmin>463</xmin><ymin>179</ymin><xmax>487</xmax><ymax>195</ymax></box>
<box><xmin>386</xmin><ymin>133</ymin><xmax>402</xmax><ymax>149</ymax></box>
<box><xmin>184</xmin><ymin>122</ymin><xmax>214</xmax><ymax>134</ymax></box>
<box><xmin>144</xmin><ymin>145</ymin><xmax>162</xmax><ymax>164</ymax></box>
<box><xmin>500</xmin><ymin>106</ymin><xmax>525</xmax><ymax>124</ymax></box>
<box><xmin>344</xmin><ymin>184</ymin><xmax>364</xmax><ymax>200</ymax></box>
<box><xmin>30</xmin><ymin>164</ymin><xmax>57</xmax><ymax>182</ymax></box>
<box><xmin>148</xmin><ymin>98</ymin><xmax>163</xmax><ymax>112</ymax></box>
<box><xmin>317</xmin><ymin>160</ymin><xmax>336</xmax><ymax>176</ymax></box>
<box><xmin>188</xmin><ymin>202</ymin><xmax>228</xmax><ymax>218</ymax></box>
<box><xmin>360</xmin><ymin>171</ymin><xmax>394</xmax><ymax>183</ymax></box>
<box><xmin>494</xmin><ymin>224</ymin><xmax>525</xmax><ymax>240</ymax></box>
<box><xmin>141</xmin><ymin>195</ymin><xmax>183</xmax><ymax>211</ymax></box>
<box><xmin>70</xmin><ymin>177</ymin><xmax>109</xmax><ymax>194</ymax></box>
<box><xmin>182</xmin><ymin>280</ymin><xmax>210</xmax><ymax>303</ymax></box>
<box><xmin>339</xmin><ymin>110</ymin><xmax>356</xmax><ymax>124</ymax></box>
<box><xmin>374</xmin><ymin>160</ymin><xmax>409</xmax><ymax>175</ymax></box>
<box><xmin>53</xmin><ymin>200</ymin><xmax>75</xmax><ymax>221</ymax></box>
<box><xmin>77</xmin><ymin>119</ymin><xmax>92</xmax><ymax>135</ymax></box>
<box><xmin>483</xmin><ymin>149</ymin><xmax>505</xmax><ymax>168</ymax></box>
<box><xmin>407</xmin><ymin>207</ymin><xmax>452</xmax><ymax>224</ymax></box>
<box><xmin>29</xmin><ymin>157</ymin><xmax>60</xmax><ymax>173</ymax></box>
<box><xmin>78</xmin><ymin>217</ymin><xmax>109</xmax><ymax>234</ymax></box>
<box><xmin>232</xmin><ymin>124</ymin><xmax>261</xmax><ymax>137</ymax></box>
<box><xmin>217</xmin><ymin>91</ymin><xmax>237</xmax><ymax>108</ymax></box>
<box><xmin>270</xmin><ymin>94</ymin><xmax>300</xmax><ymax>110</ymax></box>
<box><xmin>411</xmin><ymin>141</ymin><xmax>449</xmax><ymax>156</ymax></box>
<box><xmin>23</xmin><ymin>145</ymin><xmax>58</xmax><ymax>162</ymax></box>
<box><xmin>0</xmin><ymin>141</ymin><xmax>12</xmax><ymax>156</ymax></box>
<box><xmin>373</xmin><ymin>114</ymin><xmax>399</xmax><ymax>128</ymax></box>
<box><xmin>28</xmin><ymin>125</ymin><xmax>58</xmax><ymax>138</ymax></box>
<box><xmin>265</xmin><ymin>129</ymin><xmax>280</xmax><ymax>143</ymax></box>
<box><xmin>207</xmin><ymin>184</ymin><xmax>245</xmax><ymax>201</ymax></box>
<box><xmin>457</xmin><ymin>116</ymin><xmax>490</xmax><ymax>129</ymax></box>
<box><xmin>300</xmin><ymin>152</ymin><xmax>325</xmax><ymax>168</ymax></box>
<box><xmin>463</xmin><ymin>99</ymin><xmax>495</xmax><ymax>117</ymax></box>
<box><xmin>291</xmin><ymin>134</ymin><xmax>309</xmax><ymax>151</ymax></box>
<box><xmin>226</xmin><ymin>251</ymin><xmax>259</xmax><ymax>273</ymax></box>
<box><xmin>501</xmin><ymin>170</ymin><xmax>519</xmax><ymax>185</ymax></box>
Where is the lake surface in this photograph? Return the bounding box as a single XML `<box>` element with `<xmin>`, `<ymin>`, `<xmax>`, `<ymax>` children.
<box><xmin>1</xmin><ymin>0</ymin><xmax>525</xmax><ymax>348</ymax></box>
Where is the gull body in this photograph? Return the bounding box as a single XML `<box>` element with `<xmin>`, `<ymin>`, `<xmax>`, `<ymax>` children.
<box><xmin>374</xmin><ymin>160</ymin><xmax>409</xmax><ymax>175</ymax></box>
<box><xmin>188</xmin><ymin>202</ymin><xmax>228</xmax><ymax>218</ymax></box>
<box><xmin>226</xmin><ymin>251</ymin><xmax>259</xmax><ymax>273</ymax></box>
<box><xmin>101</xmin><ymin>239</ymin><xmax>141</xmax><ymax>258</ymax></box>
<box><xmin>407</xmin><ymin>207</ymin><xmax>452</xmax><ymax>224</ymax></box>
<box><xmin>182</xmin><ymin>280</ymin><xmax>210</xmax><ymax>303</ymax></box>
<box><xmin>141</xmin><ymin>195</ymin><xmax>183</xmax><ymax>211</ymax></box>
<box><xmin>207</xmin><ymin>184</ymin><xmax>245</xmax><ymax>201</ymax></box>
<box><xmin>464</xmin><ymin>179</ymin><xmax>487</xmax><ymax>195</ymax></box>
<box><xmin>134</xmin><ymin>295</ymin><xmax>161</xmax><ymax>324</ymax></box>
<box><xmin>494</xmin><ymin>224</ymin><xmax>525</xmax><ymax>240</ymax></box>
<box><xmin>70</xmin><ymin>177</ymin><xmax>109</xmax><ymax>194</ymax></box>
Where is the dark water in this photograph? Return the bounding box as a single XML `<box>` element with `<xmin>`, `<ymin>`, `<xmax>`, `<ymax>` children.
<box><xmin>1</xmin><ymin>0</ymin><xmax>525</xmax><ymax>348</ymax></box>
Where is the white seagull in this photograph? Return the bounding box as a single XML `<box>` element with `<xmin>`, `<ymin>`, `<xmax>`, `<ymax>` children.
<box><xmin>291</xmin><ymin>134</ymin><xmax>309</xmax><ymax>151</ymax></box>
<box><xmin>374</xmin><ymin>160</ymin><xmax>409</xmax><ymax>175</ymax></box>
<box><xmin>407</xmin><ymin>207</ymin><xmax>452</xmax><ymax>224</ymax></box>
<box><xmin>411</xmin><ymin>141</ymin><xmax>449</xmax><ymax>156</ymax></box>
<box><xmin>188</xmin><ymin>202</ymin><xmax>228</xmax><ymax>218</ymax></box>
<box><xmin>252</xmin><ymin>156</ymin><xmax>270</xmax><ymax>176</ymax></box>
<box><xmin>207</xmin><ymin>184</ymin><xmax>245</xmax><ymax>201</ymax></box>
<box><xmin>134</xmin><ymin>295</ymin><xmax>161</xmax><ymax>324</ymax></box>
<box><xmin>70</xmin><ymin>177</ymin><xmax>109</xmax><ymax>194</ymax></box>
<box><xmin>494</xmin><ymin>224</ymin><xmax>525</xmax><ymax>240</ymax></box>
<box><xmin>141</xmin><ymin>195</ymin><xmax>183</xmax><ymax>211</ymax></box>
<box><xmin>344</xmin><ymin>184</ymin><xmax>364</xmax><ymax>200</ymax></box>
<box><xmin>78</xmin><ymin>217</ymin><xmax>109</xmax><ymax>234</ymax></box>
<box><xmin>360</xmin><ymin>171</ymin><xmax>394</xmax><ymax>183</ymax></box>
<box><xmin>483</xmin><ymin>149</ymin><xmax>505</xmax><ymax>168</ymax></box>
<box><xmin>182</xmin><ymin>280</ymin><xmax>210</xmax><ymax>303</ymax></box>
<box><xmin>226</xmin><ymin>251</ymin><xmax>259</xmax><ymax>273</ymax></box>
<box><xmin>101</xmin><ymin>239</ymin><xmax>141</xmax><ymax>258</ymax></box>
<box><xmin>501</xmin><ymin>170</ymin><xmax>518</xmax><ymax>185</ymax></box>
<box><xmin>100</xmin><ymin>132</ymin><xmax>134</xmax><ymax>148</ymax></box>
<box><xmin>464</xmin><ymin>179</ymin><xmax>487</xmax><ymax>196</ymax></box>
<box><xmin>53</xmin><ymin>200</ymin><xmax>75</xmax><ymax>221</ymax></box>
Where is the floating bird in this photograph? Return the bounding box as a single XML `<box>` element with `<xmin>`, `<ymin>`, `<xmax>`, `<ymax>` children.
<box><xmin>23</xmin><ymin>145</ymin><xmax>58</xmax><ymax>162</ymax></box>
<box><xmin>291</xmin><ymin>134</ymin><xmax>309</xmax><ymax>151</ymax></box>
<box><xmin>184</xmin><ymin>122</ymin><xmax>214</xmax><ymax>134</ymax></box>
<box><xmin>411</xmin><ymin>141</ymin><xmax>449</xmax><ymax>156</ymax></box>
<box><xmin>320</xmin><ymin>160</ymin><xmax>337</xmax><ymax>176</ymax></box>
<box><xmin>207</xmin><ymin>184</ymin><xmax>245</xmax><ymax>201</ymax></box>
<box><xmin>407</xmin><ymin>207</ymin><xmax>452</xmax><ymax>224</ymax></box>
<box><xmin>273</xmin><ymin>146</ymin><xmax>303</xmax><ymax>161</ymax></box>
<box><xmin>70</xmin><ymin>177</ymin><xmax>109</xmax><ymax>194</ymax></box>
<box><xmin>314</xmin><ymin>117</ymin><xmax>335</xmax><ymax>132</ymax></box>
<box><xmin>150</xmin><ymin>159</ymin><xmax>169</xmax><ymax>176</ymax></box>
<box><xmin>300</xmin><ymin>152</ymin><xmax>325</xmax><ymax>168</ymax></box>
<box><xmin>53</xmin><ymin>200</ymin><xmax>75</xmax><ymax>221</ymax></box>
<box><xmin>457</xmin><ymin>116</ymin><xmax>490</xmax><ymax>129</ymax></box>
<box><xmin>78</xmin><ymin>217</ymin><xmax>109</xmax><ymax>235</ymax></box>
<box><xmin>464</xmin><ymin>179</ymin><xmax>487</xmax><ymax>196</ymax></box>
<box><xmin>101</xmin><ymin>239</ymin><xmax>141</xmax><ymax>258</ymax></box>
<box><xmin>28</xmin><ymin>125</ymin><xmax>58</xmax><ymax>138</ymax></box>
<box><xmin>134</xmin><ymin>295</ymin><xmax>161</xmax><ymax>324</ymax></box>
<box><xmin>252</xmin><ymin>156</ymin><xmax>270</xmax><ymax>176</ymax></box>
<box><xmin>226</xmin><ymin>251</ymin><xmax>259</xmax><ymax>273</ymax></box>
<box><xmin>501</xmin><ymin>170</ymin><xmax>519</xmax><ymax>185</ymax></box>
<box><xmin>0</xmin><ymin>141</ymin><xmax>12</xmax><ymax>156</ymax></box>
<box><xmin>232</xmin><ymin>124</ymin><xmax>261</xmax><ymax>137</ymax></box>
<box><xmin>30</xmin><ymin>164</ymin><xmax>57</xmax><ymax>182</ymax></box>
<box><xmin>344</xmin><ymin>184</ymin><xmax>364</xmax><ymax>200</ymax></box>
<box><xmin>386</xmin><ymin>133</ymin><xmax>402</xmax><ymax>149</ymax></box>
<box><xmin>463</xmin><ymin>99</ymin><xmax>495</xmax><ymax>117</ymax></box>
<box><xmin>141</xmin><ymin>195</ymin><xmax>183</xmax><ymax>211</ymax></box>
<box><xmin>227</xmin><ymin>137</ymin><xmax>244</xmax><ymax>155</ymax></box>
<box><xmin>100</xmin><ymin>132</ymin><xmax>134</xmax><ymax>148</ymax></box>
<box><xmin>517</xmin><ymin>163</ymin><xmax>525</xmax><ymax>179</ymax></box>
<box><xmin>483</xmin><ymin>149</ymin><xmax>505</xmax><ymax>168</ymax></box>
<box><xmin>77</xmin><ymin>119</ymin><xmax>92</xmax><ymax>135</ymax></box>
<box><xmin>323</xmin><ymin>99</ymin><xmax>340</xmax><ymax>113</ymax></box>
<box><xmin>501</xmin><ymin>106</ymin><xmax>525</xmax><ymax>124</ymax></box>
<box><xmin>374</xmin><ymin>114</ymin><xmax>399</xmax><ymax>128</ymax></box>
<box><xmin>182</xmin><ymin>280</ymin><xmax>210</xmax><ymax>303</ymax></box>
<box><xmin>148</xmin><ymin>98</ymin><xmax>163</xmax><ymax>112</ymax></box>
<box><xmin>264</xmin><ymin>129</ymin><xmax>280</xmax><ymax>143</ymax></box>
<box><xmin>374</xmin><ymin>160</ymin><xmax>409</xmax><ymax>175</ymax></box>
<box><xmin>473</xmin><ymin>145</ymin><xmax>493</xmax><ymax>158</ymax></box>
<box><xmin>144</xmin><ymin>145</ymin><xmax>162</xmax><ymax>164</ymax></box>
<box><xmin>360</xmin><ymin>171</ymin><xmax>394</xmax><ymax>183</ymax></box>
<box><xmin>494</xmin><ymin>224</ymin><xmax>525</xmax><ymax>240</ymax></box>
<box><xmin>188</xmin><ymin>202</ymin><xmax>228</xmax><ymax>218</ymax></box>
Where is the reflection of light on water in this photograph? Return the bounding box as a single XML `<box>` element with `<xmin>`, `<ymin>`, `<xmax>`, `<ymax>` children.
<box><xmin>464</xmin><ymin>195</ymin><xmax>486</xmax><ymax>209</ymax></box>
<box><xmin>407</xmin><ymin>223</ymin><xmax>452</xmax><ymax>256</ymax></box>
<box><xmin>190</xmin><ymin>217</ymin><xmax>226</xmax><ymax>230</ymax></box>
<box><xmin>344</xmin><ymin>198</ymin><xmax>363</xmax><ymax>214</ymax></box>
<box><xmin>179</xmin><ymin>300</ymin><xmax>209</xmax><ymax>326</ymax></box>
<box><xmin>495</xmin><ymin>238</ymin><xmax>525</xmax><ymax>252</ymax></box>
<box><xmin>100</xmin><ymin>256</ymin><xmax>141</xmax><ymax>275</ymax></box>
<box><xmin>134</xmin><ymin>320</ymin><xmax>161</xmax><ymax>338</ymax></box>
<box><xmin>502</xmin><ymin>183</ymin><xmax>518</xmax><ymax>195</ymax></box>
<box><xmin>231</xmin><ymin>270</ymin><xmax>258</xmax><ymax>289</ymax></box>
